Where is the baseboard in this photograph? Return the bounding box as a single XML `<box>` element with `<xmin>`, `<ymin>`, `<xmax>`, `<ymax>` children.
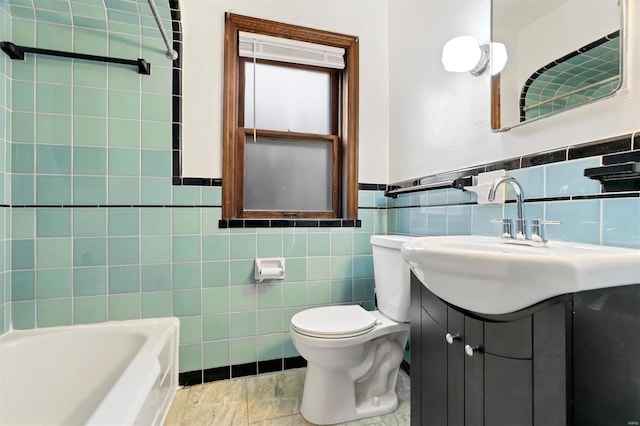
<box><xmin>178</xmin><ymin>356</ymin><xmax>307</xmax><ymax>386</ymax></box>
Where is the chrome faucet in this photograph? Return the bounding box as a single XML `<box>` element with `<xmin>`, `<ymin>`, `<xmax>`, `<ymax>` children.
<box><xmin>488</xmin><ymin>176</ymin><xmax>527</xmax><ymax>240</ymax></box>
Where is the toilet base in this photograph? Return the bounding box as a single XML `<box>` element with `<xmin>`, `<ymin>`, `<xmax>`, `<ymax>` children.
<box><xmin>290</xmin><ymin>311</ymin><xmax>410</xmax><ymax>425</ymax></box>
<box><xmin>300</xmin><ymin>364</ymin><xmax>401</xmax><ymax>425</ymax></box>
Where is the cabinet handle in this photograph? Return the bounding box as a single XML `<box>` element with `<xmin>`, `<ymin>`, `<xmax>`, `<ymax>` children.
<box><xmin>445</xmin><ymin>333</ymin><xmax>459</xmax><ymax>345</ymax></box>
<box><xmin>465</xmin><ymin>344</ymin><xmax>481</xmax><ymax>357</ymax></box>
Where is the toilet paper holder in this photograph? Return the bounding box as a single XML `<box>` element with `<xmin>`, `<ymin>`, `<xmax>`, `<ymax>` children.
<box><xmin>254</xmin><ymin>257</ymin><xmax>286</xmax><ymax>283</ymax></box>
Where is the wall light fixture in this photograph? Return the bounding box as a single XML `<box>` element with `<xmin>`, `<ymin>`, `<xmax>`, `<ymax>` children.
<box><xmin>441</xmin><ymin>35</ymin><xmax>507</xmax><ymax>76</ymax></box>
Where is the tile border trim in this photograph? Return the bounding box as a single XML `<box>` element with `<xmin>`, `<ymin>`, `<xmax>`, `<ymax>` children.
<box><xmin>178</xmin><ymin>356</ymin><xmax>308</xmax><ymax>387</ymax></box>
<box><xmin>218</xmin><ymin>219</ymin><xmax>362</xmax><ymax>229</ymax></box>
<box><xmin>386</xmin><ymin>133</ymin><xmax>637</xmax><ymax>198</ymax></box>
<box><xmin>179</xmin><ymin>357</ymin><xmax>409</xmax><ymax>387</ymax></box>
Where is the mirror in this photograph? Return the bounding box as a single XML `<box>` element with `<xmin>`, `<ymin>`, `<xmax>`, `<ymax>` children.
<box><xmin>491</xmin><ymin>0</ymin><xmax>623</xmax><ymax>131</ymax></box>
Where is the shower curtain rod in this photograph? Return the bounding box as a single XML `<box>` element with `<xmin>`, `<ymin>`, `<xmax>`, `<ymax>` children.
<box><xmin>147</xmin><ymin>0</ymin><xmax>178</xmax><ymax>60</ymax></box>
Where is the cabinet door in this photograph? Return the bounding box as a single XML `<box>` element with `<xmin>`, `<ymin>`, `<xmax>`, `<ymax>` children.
<box><xmin>421</xmin><ymin>307</ymin><xmax>448</xmax><ymax>426</ymax></box>
<box><xmin>465</xmin><ymin>317</ymin><xmax>484</xmax><ymax>426</ymax></box>
<box><xmin>485</xmin><ymin>354</ymin><xmax>533</xmax><ymax>426</ymax></box>
<box><xmin>447</xmin><ymin>308</ymin><xmax>465</xmax><ymax>425</ymax></box>
<box><xmin>533</xmin><ymin>302</ymin><xmax>568</xmax><ymax>426</ymax></box>
<box><xmin>573</xmin><ymin>286</ymin><xmax>640</xmax><ymax>426</ymax></box>
<box><xmin>410</xmin><ymin>275</ymin><xmax>423</xmax><ymax>426</ymax></box>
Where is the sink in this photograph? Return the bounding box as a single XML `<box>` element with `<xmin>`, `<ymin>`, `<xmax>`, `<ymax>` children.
<box><xmin>401</xmin><ymin>235</ymin><xmax>640</xmax><ymax>315</ymax></box>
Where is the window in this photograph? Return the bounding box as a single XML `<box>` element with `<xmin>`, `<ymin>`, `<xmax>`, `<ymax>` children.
<box><xmin>222</xmin><ymin>13</ymin><xmax>359</xmax><ymax>220</ymax></box>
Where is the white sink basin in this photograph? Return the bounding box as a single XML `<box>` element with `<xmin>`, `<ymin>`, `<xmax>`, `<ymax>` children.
<box><xmin>401</xmin><ymin>235</ymin><xmax>640</xmax><ymax>315</ymax></box>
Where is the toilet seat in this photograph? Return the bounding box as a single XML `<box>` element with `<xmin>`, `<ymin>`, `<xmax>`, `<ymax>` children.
<box><xmin>291</xmin><ymin>305</ymin><xmax>378</xmax><ymax>339</ymax></box>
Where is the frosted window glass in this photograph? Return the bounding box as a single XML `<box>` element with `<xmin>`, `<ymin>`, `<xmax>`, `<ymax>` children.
<box><xmin>244</xmin><ymin>136</ymin><xmax>332</xmax><ymax>212</ymax></box>
<box><xmin>244</xmin><ymin>62</ymin><xmax>331</xmax><ymax>135</ymax></box>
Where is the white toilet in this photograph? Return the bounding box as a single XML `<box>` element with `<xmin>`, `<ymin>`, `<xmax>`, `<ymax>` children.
<box><xmin>289</xmin><ymin>234</ymin><xmax>414</xmax><ymax>425</ymax></box>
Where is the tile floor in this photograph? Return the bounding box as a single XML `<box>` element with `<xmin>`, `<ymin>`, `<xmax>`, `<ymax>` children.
<box><xmin>164</xmin><ymin>368</ymin><xmax>410</xmax><ymax>425</ymax></box>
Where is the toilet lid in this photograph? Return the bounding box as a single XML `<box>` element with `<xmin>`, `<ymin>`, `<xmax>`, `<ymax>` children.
<box><xmin>291</xmin><ymin>305</ymin><xmax>377</xmax><ymax>338</ymax></box>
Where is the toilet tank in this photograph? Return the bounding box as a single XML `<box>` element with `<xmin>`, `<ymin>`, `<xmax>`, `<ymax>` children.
<box><xmin>370</xmin><ymin>235</ymin><xmax>415</xmax><ymax>323</ymax></box>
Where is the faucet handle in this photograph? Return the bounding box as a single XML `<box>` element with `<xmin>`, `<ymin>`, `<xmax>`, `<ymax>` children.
<box><xmin>491</xmin><ymin>218</ymin><xmax>514</xmax><ymax>239</ymax></box>
<box><xmin>530</xmin><ymin>219</ymin><xmax>560</xmax><ymax>243</ymax></box>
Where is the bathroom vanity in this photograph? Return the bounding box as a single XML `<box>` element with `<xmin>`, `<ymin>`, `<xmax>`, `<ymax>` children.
<box><xmin>410</xmin><ymin>274</ymin><xmax>640</xmax><ymax>426</ymax></box>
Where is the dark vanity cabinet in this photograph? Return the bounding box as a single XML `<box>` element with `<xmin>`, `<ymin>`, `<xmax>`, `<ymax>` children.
<box><xmin>410</xmin><ymin>273</ymin><xmax>640</xmax><ymax>426</ymax></box>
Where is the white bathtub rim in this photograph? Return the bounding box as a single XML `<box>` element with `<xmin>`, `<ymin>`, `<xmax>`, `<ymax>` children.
<box><xmin>0</xmin><ymin>317</ymin><xmax>180</xmax><ymax>426</ymax></box>
<box><xmin>0</xmin><ymin>318</ymin><xmax>180</xmax><ymax>360</ymax></box>
<box><xmin>1</xmin><ymin>317</ymin><xmax>179</xmax><ymax>341</ymax></box>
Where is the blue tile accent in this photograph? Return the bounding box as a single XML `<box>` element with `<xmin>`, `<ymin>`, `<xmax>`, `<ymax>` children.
<box><xmin>357</xmin><ymin>190</ymin><xmax>374</xmax><ymax>208</ymax></box>
<box><xmin>427</xmin><ymin>207</ymin><xmax>446</xmax><ymax>236</ymax></box>
<box><xmin>396</xmin><ymin>193</ymin><xmax>411</xmax><ymax>207</ymax></box>
<box><xmin>508</xmin><ymin>166</ymin><xmax>544</xmax><ymax>199</ymax></box>
<box><xmin>545</xmin><ymin>157</ymin><xmax>601</xmax><ymax>197</ymax></box>
<box><xmin>397</xmin><ymin>208</ymin><xmax>410</xmax><ymax>235</ymax></box>
<box><xmin>358</xmin><ymin>209</ymin><xmax>374</xmax><ymax>232</ymax></box>
<box><xmin>410</xmin><ymin>192</ymin><xmax>424</xmax><ymax>207</ymax></box>
<box><xmin>545</xmin><ymin>200</ymin><xmax>601</xmax><ymax>245</ymax></box>
<box><xmin>602</xmin><ymin>199</ymin><xmax>640</xmax><ymax>248</ymax></box>
<box><xmin>353</xmin><ymin>255</ymin><xmax>373</xmax><ymax>278</ymax></box>
<box><xmin>387</xmin><ymin>209</ymin><xmax>398</xmax><ymax>234</ymax></box>
<box><xmin>447</xmin><ymin>188</ymin><xmax>475</xmax><ymax>204</ymax></box>
<box><xmin>428</xmin><ymin>189</ymin><xmax>447</xmax><ymax>205</ymax></box>
<box><xmin>471</xmin><ymin>204</ymin><xmax>503</xmax><ymax>236</ymax></box>
<box><xmin>374</xmin><ymin>191</ymin><xmax>387</xmax><ymax>208</ymax></box>
<box><xmin>446</xmin><ymin>205</ymin><xmax>472</xmax><ymax>236</ymax></box>
<box><xmin>409</xmin><ymin>207</ymin><xmax>427</xmax><ymax>236</ymax></box>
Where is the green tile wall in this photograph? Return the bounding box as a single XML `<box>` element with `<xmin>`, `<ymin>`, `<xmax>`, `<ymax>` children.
<box><xmin>0</xmin><ymin>0</ymin><xmax>9</xmax><ymax>336</ymax></box>
<box><xmin>2</xmin><ymin>0</ymin><xmax>386</xmax><ymax>371</ymax></box>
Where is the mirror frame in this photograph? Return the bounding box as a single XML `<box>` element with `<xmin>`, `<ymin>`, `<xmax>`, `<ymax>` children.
<box><xmin>490</xmin><ymin>0</ymin><xmax>626</xmax><ymax>132</ymax></box>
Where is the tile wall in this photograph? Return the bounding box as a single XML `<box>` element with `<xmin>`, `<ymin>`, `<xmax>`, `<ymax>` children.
<box><xmin>3</xmin><ymin>0</ymin><xmax>387</xmax><ymax>378</ymax></box>
<box><xmin>0</xmin><ymin>0</ymin><xmax>8</xmax><ymax>335</ymax></box>
<box><xmin>388</xmin><ymin>142</ymin><xmax>640</xmax><ymax>250</ymax></box>
<box><xmin>2</xmin><ymin>0</ymin><xmax>638</xmax><ymax>383</ymax></box>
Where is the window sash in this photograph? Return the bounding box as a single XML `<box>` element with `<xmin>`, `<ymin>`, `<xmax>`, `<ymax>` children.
<box><xmin>236</xmin><ymin>128</ymin><xmax>340</xmax><ymax>219</ymax></box>
<box><xmin>239</xmin><ymin>58</ymin><xmax>340</xmax><ymax>135</ymax></box>
<box><xmin>240</xmin><ymin>58</ymin><xmax>338</xmax><ymax>135</ymax></box>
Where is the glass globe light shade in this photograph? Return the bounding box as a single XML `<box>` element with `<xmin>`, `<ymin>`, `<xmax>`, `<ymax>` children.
<box><xmin>490</xmin><ymin>42</ymin><xmax>508</xmax><ymax>75</ymax></box>
<box><xmin>441</xmin><ymin>35</ymin><xmax>482</xmax><ymax>72</ymax></box>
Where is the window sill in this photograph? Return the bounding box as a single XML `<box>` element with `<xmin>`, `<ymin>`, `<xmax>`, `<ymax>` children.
<box><xmin>218</xmin><ymin>219</ymin><xmax>361</xmax><ymax>229</ymax></box>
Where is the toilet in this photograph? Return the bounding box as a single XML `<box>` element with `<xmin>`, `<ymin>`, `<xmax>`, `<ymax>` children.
<box><xmin>289</xmin><ymin>234</ymin><xmax>414</xmax><ymax>425</ymax></box>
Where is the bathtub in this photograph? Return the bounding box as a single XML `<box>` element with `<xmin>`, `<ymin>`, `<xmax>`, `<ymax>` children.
<box><xmin>0</xmin><ymin>317</ymin><xmax>180</xmax><ymax>426</ymax></box>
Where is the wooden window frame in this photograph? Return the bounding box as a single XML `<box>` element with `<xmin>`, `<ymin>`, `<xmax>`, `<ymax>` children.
<box><xmin>222</xmin><ymin>13</ymin><xmax>359</xmax><ymax>220</ymax></box>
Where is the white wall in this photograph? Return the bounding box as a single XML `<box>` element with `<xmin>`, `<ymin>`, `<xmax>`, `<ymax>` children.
<box><xmin>181</xmin><ymin>0</ymin><xmax>390</xmax><ymax>184</ymax></box>
<box><xmin>388</xmin><ymin>0</ymin><xmax>640</xmax><ymax>183</ymax></box>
